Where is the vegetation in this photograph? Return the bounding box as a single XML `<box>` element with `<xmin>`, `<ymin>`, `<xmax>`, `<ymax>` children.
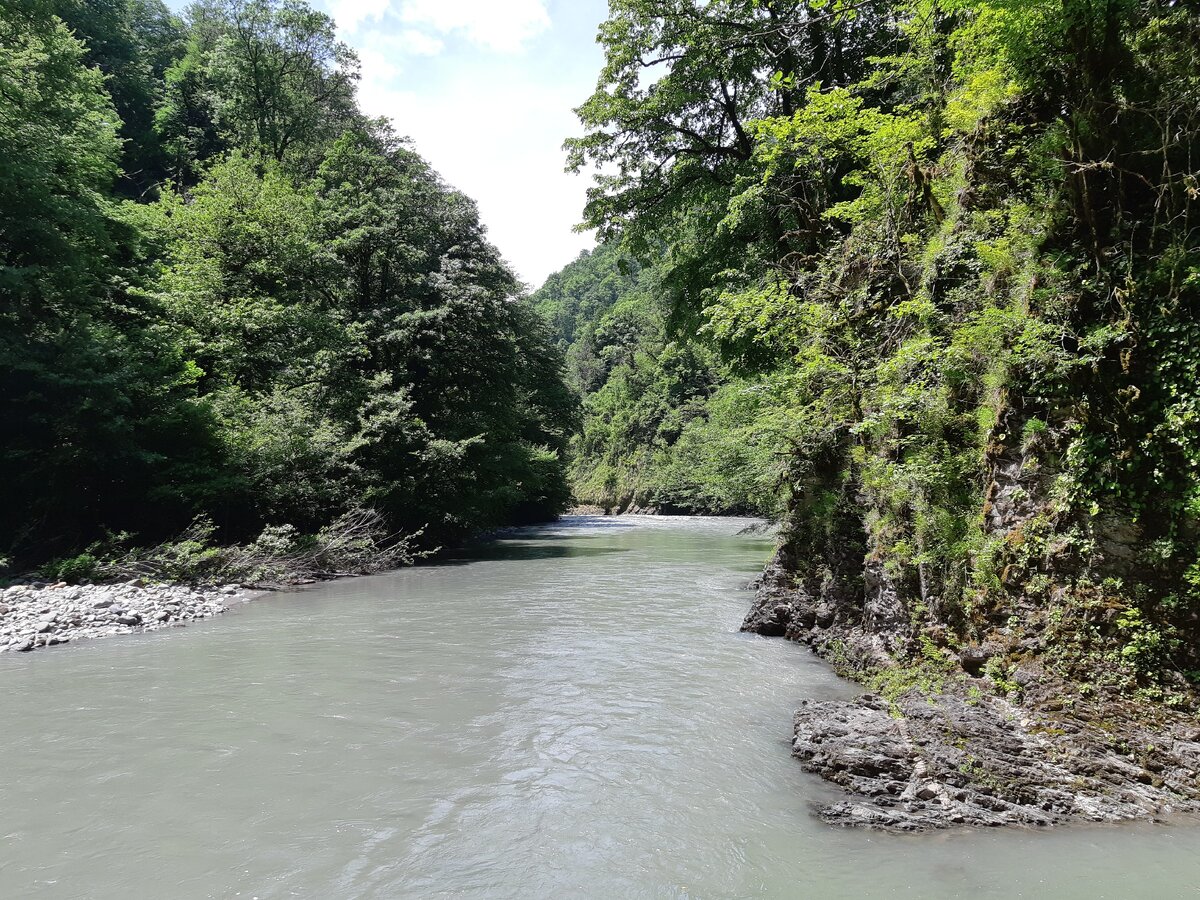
<box><xmin>565</xmin><ymin>0</ymin><xmax>1200</xmax><ymax>697</ymax></box>
<box><xmin>0</xmin><ymin>0</ymin><xmax>575</xmax><ymax>571</ymax></box>
<box><xmin>41</xmin><ymin>508</ymin><xmax>421</xmax><ymax>586</ymax></box>
<box><xmin>532</xmin><ymin>245</ymin><xmax>786</xmax><ymax>516</ymax></box>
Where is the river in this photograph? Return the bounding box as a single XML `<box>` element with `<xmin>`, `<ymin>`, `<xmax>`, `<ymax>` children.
<box><xmin>1</xmin><ymin>516</ymin><xmax>1197</xmax><ymax>898</ymax></box>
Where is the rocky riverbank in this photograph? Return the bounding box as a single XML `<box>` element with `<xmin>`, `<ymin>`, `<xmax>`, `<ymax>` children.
<box><xmin>743</xmin><ymin>552</ymin><xmax>1200</xmax><ymax>831</ymax></box>
<box><xmin>0</xmin><ymin>580</ymin><xmax>252</xmax><ymax>654</ymax></box>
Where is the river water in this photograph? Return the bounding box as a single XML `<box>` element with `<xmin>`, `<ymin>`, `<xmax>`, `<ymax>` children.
<box><xmin>1</xmin><ymin>516</ymin><xmax>1197</xmax><ymax>898</ymax></box>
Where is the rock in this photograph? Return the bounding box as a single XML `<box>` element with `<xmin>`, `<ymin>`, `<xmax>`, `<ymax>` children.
<box><xmin>1012</xmin><ymin>665</ymin><xmax>1041</xmax><ymax>687</ymax></box>
<box><xmin>741</xmin><ymin>549</ymin><xmax>897</xmax><ymax>670</ymax></box>
<box><xmin>783</xmin><ymin>676</ymin><xmax>1200</xmax><ymax>831</ymax></box>
<box><xmin>959</xmin><ymin>645</ymin><xmax>989</xmax><ymax>675</ymax></box>
<box><xmin>0</xmin><ymin>579</ymin><xmax>248</xmax><ymax>654</ymax></box>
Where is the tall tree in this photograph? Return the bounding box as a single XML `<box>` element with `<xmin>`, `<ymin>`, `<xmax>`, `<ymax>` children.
<box><xmin>570</xmin><ymin>0</ymin><xmax>1200</xmax><ymax>693</ymax></box>
<box><xmin>207</xmin><ymin>0</ymin><xmax>359</xmax><ymax>168</ymax></box>
<box><xmin>566</xmin><ymin>0</ymin><xmax>893</xmax><ymax>322</ymax></box>
<box><xmin>55</xmin><ymin>0</ymin><xmax>186</xmax><ymax>192</ymax></box>
<box><xmin>0</xmin><ymin>0</ymin><xmax>208</xmax><ymax>556</ymax></box>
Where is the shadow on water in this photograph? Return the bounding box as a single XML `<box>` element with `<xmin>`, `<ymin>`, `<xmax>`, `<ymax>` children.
<box><xmin>437</xmin><ymin>541</ymin><xmax>631</xmax><ymax>566</ymax></box>
<box><xmin>548</xmin><ymin>515</ymin><xmax>638</xmax><ymax>529</ymax></box>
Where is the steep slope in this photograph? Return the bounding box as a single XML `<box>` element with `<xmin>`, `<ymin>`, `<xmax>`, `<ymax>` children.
<box><xmin>567</xmin><ymin>0</ymin><xmax>1200</xmax><ymax>827</ymax></box>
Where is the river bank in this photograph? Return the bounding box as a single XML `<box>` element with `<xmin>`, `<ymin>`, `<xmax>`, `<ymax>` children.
<box><xmin>742</xmin><ymin>552</ymin><xmax>1200</xmax><ymax>831</ymax></box>
<box><xmin>0</xmin><ymin>580</ymin><xmax>255</xmax><ymax>653</ymax></box>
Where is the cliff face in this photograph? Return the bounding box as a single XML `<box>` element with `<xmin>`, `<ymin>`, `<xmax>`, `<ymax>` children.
<box><xmin>742</xmin><ymin>445</ymin><xmax>1200</xmax><ymax>829</ymax></box>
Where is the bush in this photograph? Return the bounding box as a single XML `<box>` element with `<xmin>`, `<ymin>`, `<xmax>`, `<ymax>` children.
<box><xmin>42</xmin><ymin>553</ymin><xmax>100</xmax><ymax>584</ymax></box>
<box><xmin>60</xmin><ymin>508</ymin><xmax>425</xmax><ymax>586</ymax></box>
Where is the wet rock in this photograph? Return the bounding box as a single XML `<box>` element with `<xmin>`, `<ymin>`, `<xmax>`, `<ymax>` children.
<box><xmin>741</xmin><ymin>549</ymin><xmax>895</xmax><ymax>670</ymax></box>
<box><xmin>744</xmin><ymin>536</ymin><xmax>1200</xmax><ymax>831</ymax></box>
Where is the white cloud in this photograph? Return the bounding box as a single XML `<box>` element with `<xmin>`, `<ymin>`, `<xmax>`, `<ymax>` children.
<box><xmin>330</xmin><ymin>0</ymin><xmax>551</xmax><ymax>53</ymax></box>
<box><xmin>328</xmin><ymin>0</ymin><xmax>391</xmax><ymax>32</ymax></box>
<box><xmin>397</xmin><ymin>0</ymin><xmax>550</xmax><ymax>53</ymax></box>
<box><xmin>327</xmin><ymin>0</ymin><xmax>602</xmax><ymax>286</ymax></box>
<box><xmin>336</xmin><ymin>0</ymin><xmax>549</xmax><ymax>52</ymax></box>
<box><xmin>355</xmin><ymin>28</ymin><xmax>443</xmax><ymax>76</ymax></box>
<box><xmin>389</xmin><ymin>28</ymin><xmax>444</xmax><ymax>56</ymax></box>
<box><xmin>356</xmin><ymin>74</ymin><xmax>594</xmax><ymax>286</ymax></box>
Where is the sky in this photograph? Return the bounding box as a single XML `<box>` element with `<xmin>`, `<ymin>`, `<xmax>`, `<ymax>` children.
<box><xmin>167</xmin><ymin>0</ymin><xmax>610</xmax><ymax>289</ymax></box>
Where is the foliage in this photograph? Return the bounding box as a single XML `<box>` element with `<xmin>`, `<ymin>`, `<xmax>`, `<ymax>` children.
<box><xmin>532</xmin><ymin>245</ymin><xmax>786</xmax><ymax>516</ymax></box>
<box><xmin>43</xmin><ymin>508</ymin><xmax>423</xmax><ymax>585</ymax></box>
<box><xmin>54</xmin><ymin>0</ymin><xmax>186</xmax><ymax>192</ymax></box>
<box><xmin>567</xmin><ymin>0</ymin><xmax>1200</xmax><ymax>687</ymax></box>
<box><xmin>0</xmin><ymin>0</ymin><xmax>574</xmax><ymax>569</ymax></box>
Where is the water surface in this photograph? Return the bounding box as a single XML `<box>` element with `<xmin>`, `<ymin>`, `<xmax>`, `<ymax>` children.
<box><xmin>2</xmin><ymin>516</ymin><xmax>1197</xmax><ymax>898</ymax></box>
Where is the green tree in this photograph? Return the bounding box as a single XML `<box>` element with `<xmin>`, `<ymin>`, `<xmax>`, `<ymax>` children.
<box><xmin>0</xmin><ymin>0</ymin><xmax>212</xmax><ymax>556</ymax></box>
<box><xmin>207</xmin><ymin>0</ymin><xmax>359</xmax><ymax>167</ymax></box>
<box><xmin>1</xmin><ymin>0</ymin><xmax>576</xmax><ymax>567</ymax></box>
<box><xmin>567</xmin><ymin>0</ymin><xmax>1200</xmax><ymax>691</ymax></box>
<box><xmin>55</xmin><ymin>0</ymin><xmax>186</xmax><ymax>191</ymax></box>
<box><xmin>566</xmin><ymin>0</ymin><xmax>893</xmax><ymax>323</ymax></box>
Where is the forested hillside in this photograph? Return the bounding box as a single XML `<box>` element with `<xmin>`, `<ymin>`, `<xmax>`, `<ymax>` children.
<box><xmin>532</xmin><ymin>244</ymin><xmax>784</xmax><ymax>516</ymax></box>
<box><xmin>1</xmin><ymin>0</ymin><xmax>574</xmax><ymax>572</ymax></box>
<box><xmin>566</xmin><ymin>0</ymin><xmax>1200</xmax><ymax>712</ymax></box>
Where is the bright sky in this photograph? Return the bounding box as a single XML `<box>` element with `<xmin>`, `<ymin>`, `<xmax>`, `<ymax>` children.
<box><xmin>167</xmin><ymin>0</ymin><xmax>609</xmax><ymax>289</ymax></box>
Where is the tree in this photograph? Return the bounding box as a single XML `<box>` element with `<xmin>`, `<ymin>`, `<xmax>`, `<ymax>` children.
<box><xmin>567</xmin><ymin>0</ymin><xmax>1200</xmax><ymax>692</ymax></box>
<box><xmin>207</xmin><ymin>0</ymin><xmax>359</xmax><ymax>168</ymax></box>
<box><xmin>0</xmin><ymin>0</ymin><xmax>212</xmax><ymax>557</ymax></box>
<box><xmin>1</xmin><ymin>0</ymin><xmax>577</xmax><ymax>567</ymax></box>
<box><xmin>565</xmin><ymin>0</ymin><xmax>894</xmax><ymax>322</ymax></box>
<box><xmin>55</xmin><ymin>0</ymin><xmax>186</xmax><ymax>192</ymax></box>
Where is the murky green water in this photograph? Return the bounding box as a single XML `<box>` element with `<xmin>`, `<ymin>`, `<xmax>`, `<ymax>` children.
<box><xmin>2</xmin><ymin>516</ymin><xmax>1198</xmax><ymax>898</ymax></box>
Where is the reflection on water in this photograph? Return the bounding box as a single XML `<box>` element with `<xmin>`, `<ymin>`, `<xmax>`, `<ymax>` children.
<box><xmin>1</xmin><ymin>516</ymin><xmax>1197</xmax><ymax>899</ymax></box>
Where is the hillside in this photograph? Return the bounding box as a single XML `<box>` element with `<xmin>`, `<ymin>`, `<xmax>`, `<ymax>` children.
<box><xmin>563</xmin><ymin>0</ymin><xmax>1200</xmax><ymax>826</ymax></box>
<box><xmin>1</xmin><ymin>0</ymin><xmax>575</xmax><ymax>574</ymax></box>
<box><xmin>532</xmin><ymin>245</ymin><xmax>784</xmax><ymax>516</ymax></box>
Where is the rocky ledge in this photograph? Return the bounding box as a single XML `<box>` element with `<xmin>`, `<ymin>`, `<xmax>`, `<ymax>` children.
<box><xmin>0</xmin><ymin>580</ymin><xmax>250</xmax><ymax>654</ymax></box>
<box><xmin>790</xmin><ymin>690</ymin><xmax>1200</xmax><ymax>830</ymax></box>
<box><xmin>744</xmin><ymin>555</ymin><xmax>1200</xmax><ymax>830</ymax></box>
